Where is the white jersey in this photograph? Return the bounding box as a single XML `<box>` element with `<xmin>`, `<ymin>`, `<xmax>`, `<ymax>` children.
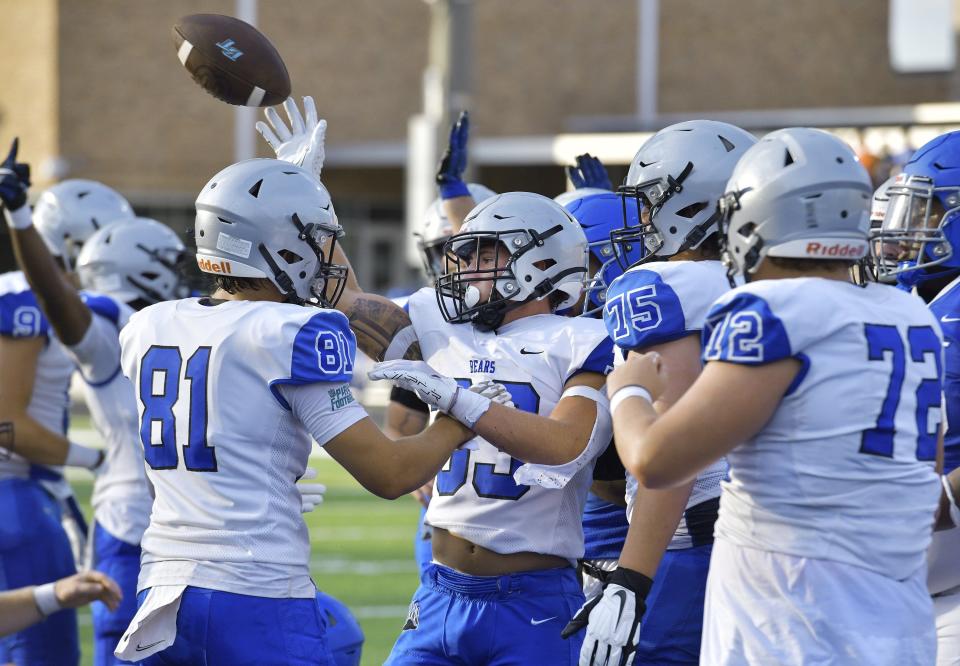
<box><xmin>68</xmin><ymin>293</ymin><xmax>151</xmax><ymax>545</ymax></box>
<box><xmin>703</xmin><ymin>278</ymin><xmax>942</xmax><ymax>581</ymax></box>
<box><xmin>119</xmin><ymin>298</ymin><xmax>365</xmax><ymax>598</ymax></box>
<box><xmin>603</xmin><ymin>260</ymin><xmax>729</xmax><ymax>549</ymax></box>
<box><xmin>407</xmin><ymin>288</ymin><xmax>614</xmax><ymax>563</ymax></box>
<box><xmin>0</xmin><ymin>271</ymin><xmax>73</xmax><ymax>494</ymax></box>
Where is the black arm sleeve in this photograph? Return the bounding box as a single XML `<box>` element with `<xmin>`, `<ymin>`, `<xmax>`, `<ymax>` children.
<box><xmin>592</xmin><ymin>439</ymin><xmax>626</xmax><ymax>481</ymax></box>
<box><xmin>389</xmin><ymin>385</ymin><xmax>430</xmax><ymax>414</ymax></box>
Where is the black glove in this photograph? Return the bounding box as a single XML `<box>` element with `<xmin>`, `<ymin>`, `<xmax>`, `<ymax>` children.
<box><xmin>562</xmin><ymin>567</ymin><xmax>653</xmax><ymax>666</ymax></box>
<box><xmin>0</xmin><ymin>138</ymin><xmax>31</xmax><ymax>211</ymax></box>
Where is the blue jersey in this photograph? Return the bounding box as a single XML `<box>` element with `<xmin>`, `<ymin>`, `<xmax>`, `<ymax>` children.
<box><xmin>928</xmin><ymin>275</ymin><xmax>960</xmax><ymax>473</ymax></box>
<box><xmin>582</xmin><ymin>493</ymin><xmax>629</xmax><ymax>560</ymax></box>
<box><xmin>603</xmin><ymin>260</ymin><xmax>728</xmax><ymax>548</ymax></box>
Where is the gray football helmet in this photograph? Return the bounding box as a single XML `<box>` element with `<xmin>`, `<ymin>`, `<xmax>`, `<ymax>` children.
<box><xmin>611</xmin><ymin>120</ymin><xmax>756</xmax><ymax>266</ymax></box>
<box><xmin>417</xmin><ymin>183</ymin><xmax>496</xmax><ymax>281</ymax></box>
<box><xmin>717</xmin><ymin>127</ymin><xmax>872</xmax><ymax>281</ymax></box>
<box><xmin>33</xmin><ymin>179</ymin><xmax>135</xmax><ymax>269</ymax></box>
<box><xmin>436</xmin><ymin>192</ymin><xmax>588</xmax><ymax>330</ymax></box>
<box><xmin>194</xmin><ymin>158</ymin><xmax>347</xmax><ymax>306</ymax></box>
<box><xmin>77</xmin><ymin>218</ymin><xmax>187</xmax><ymax>306</ymax></box>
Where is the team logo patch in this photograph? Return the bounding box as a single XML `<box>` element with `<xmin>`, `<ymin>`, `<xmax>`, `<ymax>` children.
<box><xmin>328</xmin><ymin>385</ymin><xmax>355</xmax><ymax>411</ymax></box>
<box><xmin>402</xmin><ymin>601</ymin><xmax>420</xmax><ymax>631</ymax></box>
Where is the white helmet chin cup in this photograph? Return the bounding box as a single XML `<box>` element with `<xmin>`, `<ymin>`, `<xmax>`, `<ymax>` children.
<box><xmin>437</xmin><ymin>192</ymin><xmax>589</xmax><ymax>328</ymax></box>
<box><xmin>194</xmin><ymin>158</ymin><xmax>344</xmax><ymax>303</ymax></box>
<box><xmin>621</xmin><ymin>120</ymin><xmax>757</xmax><ymax>259</ymax></box>
<box><xmin>33</xmin><ymin>179</ymin><xmax>135</xmax><ymax>268</ymax></box>
<box><xmin>77</xmin><ymin>218</ymin><xmax>186</xmax><ymax>305</ymax></box>
<box><xmin>719</xmin><ymin>127</ymin><xmax>872</xmax><ymax>278</ymax></box>
<box><xmin>418</xmin><ymin>183</ymin><xmax>497</xmax><ymax>280</ymax></box>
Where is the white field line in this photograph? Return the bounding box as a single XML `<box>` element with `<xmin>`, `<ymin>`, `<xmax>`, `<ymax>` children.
<box><xmin>309</xmin><ymin>526</ymin><xmax>413</xmax><ymax>541</ymax></box>
<box><xmin>310</xmin><ymin>557</ymin><xmax>417</xmax><ymax>575</ymax></box>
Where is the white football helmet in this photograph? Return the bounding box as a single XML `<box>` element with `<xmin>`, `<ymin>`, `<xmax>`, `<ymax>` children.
<box><xmin>194</xmin><ymin>158</ymin><xmax>347</xmax><ymax>306</ymax></box>
<box><xmin>33</xmin><ymin>179</ymin><xmax>135</xmax><ymax>269</ymax></box>
<box><xmin>612</xmin><ymin>120</ymin><xmax>756</xmax><ymax>263</ymax></box>
<box><xmin>417</xmin><ymin>183</ymin><xmax>496</xmax><ymax>281</ymax></box>
<box><xmin>437</xmin><ymin>192</ymin><xmax>589</xmax><ymax>330</ymax></box>
<box><xmin>76</xmin><ymin>218</ymin><xmax>187</xmax><ymax>306</ymax></box>
<box><xmin>717</xmin><ymin>127</ymin><xmax>872</xmax><ymax>281</ymax></box>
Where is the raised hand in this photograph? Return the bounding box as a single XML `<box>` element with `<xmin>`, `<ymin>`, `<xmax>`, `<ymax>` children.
<box><xmin>0</xmin><ymin>138</ymin><xmax>31</xmax><ymax>211</ymax></box>
<box><xmin>566</xmin><ymin>153</ymin><xmax>612</xmax><ymax>191</ymax></box>
<box><xmin>436</xmin><ymin>111</ymin><xmax>471</xmax><ymax>199</ymax></box>
<box><xmin>256</xmin><ymin>96</ymin><xmax>327</xmax><ymax>180</ymax></box>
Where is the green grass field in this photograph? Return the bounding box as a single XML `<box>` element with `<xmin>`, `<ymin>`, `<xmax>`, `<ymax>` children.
<box><xmin>69</xmin><ymin>453</ymin><xmax>423</xmax><ymax>665</ymax></box>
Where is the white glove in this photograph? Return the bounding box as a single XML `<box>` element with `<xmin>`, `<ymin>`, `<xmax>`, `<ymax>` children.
<box><xmin>470</xmin><ymin>379</ymin><xmax>514</xmax><ymax>408</ymax></box>
<box><xmin>297</xmin><ymin>468</ymin><xmax>326</xmax><ymax>513</ymax></box>
<box><xmin>256</xmin><ymin>96</ymin><xmax>327</xmax><ymax>180</ymax></box>
<box><xmin>368</xmin><ymin>360</ymin><xmax>492</xmax><ymax>428</ymax></box>
<box><xmin>570</xmin><ymin>565</ymin><xmax>653</xmax><ymax>666</ymax></box>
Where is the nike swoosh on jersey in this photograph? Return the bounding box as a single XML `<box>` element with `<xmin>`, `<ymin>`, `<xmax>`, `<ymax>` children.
<box><xmin>136</xmin><ymin>640</ymin><xmax>165</xmax><ymax>652</ymax></box>
<box><xmin>520</xmin><ymin>348</ymin><xmax>543</xmax><ymax>354</ymax></box>
<box><xmin>530</xmin><ymin>616</ymin><xmax>557</xmax><ymax>625</ymax></box>
<box><xmin>942</xmin><ymin>316</ymin><xmax>960</xmax><ymax>323</ymax></box>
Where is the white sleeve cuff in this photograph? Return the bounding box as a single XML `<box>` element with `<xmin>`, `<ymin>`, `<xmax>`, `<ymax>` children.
<box><xmin>513</xmin><ymin>385</ymin><xmax>612</xmax><ymax>489</ymax></box>
<box><xmin>279</xmin><ymin>382</ymin><xmax>369</xmax><ymax>446</ymax></box>
<box><xmin>4</xmin><ymin>204</ymin><xmax>32</xmax><ymax>230</ymax></box>
<box><xmin>33</xmin><ymin>582</ymin><xmax>61</xmax><ymax>616</ymax></box>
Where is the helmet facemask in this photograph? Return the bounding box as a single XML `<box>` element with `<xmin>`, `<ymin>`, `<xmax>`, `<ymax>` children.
<box><xmin>581</xmin><ymin>242</ymin><xmax>621</xmax><ymax>317</ymax></box>
<box><xmin>259</xmin><ymin>213</ymin><xmax>348</xmax><ymax>308</ymax></box>
<box><xmin>611</xmin><ymin>161</ymin><xmax>721</xmax><ymax>270</ymax></box>
<box><xmin>436</xmin><ymin>224</ymin><xmax>583</xmax><ymax>331</ymax></box>
<box><xmin>716</xmin><ymin>187</ymin><xmax>760</xmax><ymax>287</ymax></box>
<box><xmin>869</xmin><ymin>175</ymin><xmax>959</xmax><ymax>282</ymax></box>
<box><xmin>415</xmin><ymin>235</ymin><xmax>448</xmax><ymax>283</ymax></box>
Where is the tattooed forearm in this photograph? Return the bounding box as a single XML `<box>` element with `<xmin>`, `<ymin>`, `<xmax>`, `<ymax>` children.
<box><xmin>344</xmin><ymin>294</ymin><xmax>421</xmax><ymax>362</ymax></box>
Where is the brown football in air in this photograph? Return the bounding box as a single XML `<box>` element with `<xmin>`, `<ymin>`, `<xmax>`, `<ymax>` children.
<box><xmin>172</xmin><ymin>14</ymin><xmax>291</xmax><ymax>107</ymax></box>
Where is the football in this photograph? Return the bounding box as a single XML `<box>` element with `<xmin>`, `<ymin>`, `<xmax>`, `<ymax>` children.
<box><xmin>172</xmin><ymin>13</ymin><xmax>291</xmax><ymax>107</ymax></box>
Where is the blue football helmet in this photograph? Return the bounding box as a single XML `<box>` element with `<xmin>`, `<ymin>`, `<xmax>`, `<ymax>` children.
<box><xmin>871</xmin><ymin>131</ymin><xmax>960</xmax><ymax>285</ymax></box>
<box><xmin>564</xmin><ymin>190</ymin><xmax>643</xmax><ymax>315</ymax></box>
<box><xmin>316</xmin><ymin>592</ymin><xmax>363</xmax><ymax>666</ymax></box>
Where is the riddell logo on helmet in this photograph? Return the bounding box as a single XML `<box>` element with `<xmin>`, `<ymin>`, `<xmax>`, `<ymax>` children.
<box><xmin>805</xmin><ymin>242</ymin><xmax>865</xmax><ymax>258</ymax></box>
<box><xmin>197</xmin><ymin>257</ymin><xmax>233</xmax><ymax>274</ymax></box>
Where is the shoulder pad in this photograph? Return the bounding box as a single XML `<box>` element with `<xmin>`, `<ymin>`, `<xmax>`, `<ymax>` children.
<box><xmin>81</xmin><ymin>292</ymin><xmax>122</xmax><ymax>328</ymax></box>
<box><xmin>269</xmin><ymin>309</ymin><xmax>357</xmax><ymax>409</ymax></box>
<box><xmin>603</xmin><ymin>266</ymin><xmax>688</xmax><ymax>350</ymax></box>
<box><xmin>702</xmin><ymin>288</ymin><xmax>792</xmax><ymax>365</ymax></box>
<box><xmin>0</xmin><ymin>289</ymin><xmax>49</xmax><ymax>338</ymax></box>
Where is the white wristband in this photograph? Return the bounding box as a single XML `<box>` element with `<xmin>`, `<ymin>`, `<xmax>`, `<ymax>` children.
<box><xmin>942</xmin><ymin>475</ymin><xmax>960</xmax><ymax>528</ymax></box>
<box><xmin>65</xmin><ymin>442</ymin><xmax>104</xmax><ymax>470</ymax></box>
<box><xmin>447</xmin><ymin>386</ymin><xmax>492</xmax><ymax>429</ymax></box>
<box><xmin>609</xmin><ymin>385</ymin><xmax>653</xmax><ymax>417</ymax></box>
<box><xmin>33</xmin><ymin>582</ymin><xmax>61</xmax><ymax>617</ymax></box>
<box><xmin>4</xmin><ymin>204</ymin><xmax>32</xmax><ymax>230</ymax></box>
